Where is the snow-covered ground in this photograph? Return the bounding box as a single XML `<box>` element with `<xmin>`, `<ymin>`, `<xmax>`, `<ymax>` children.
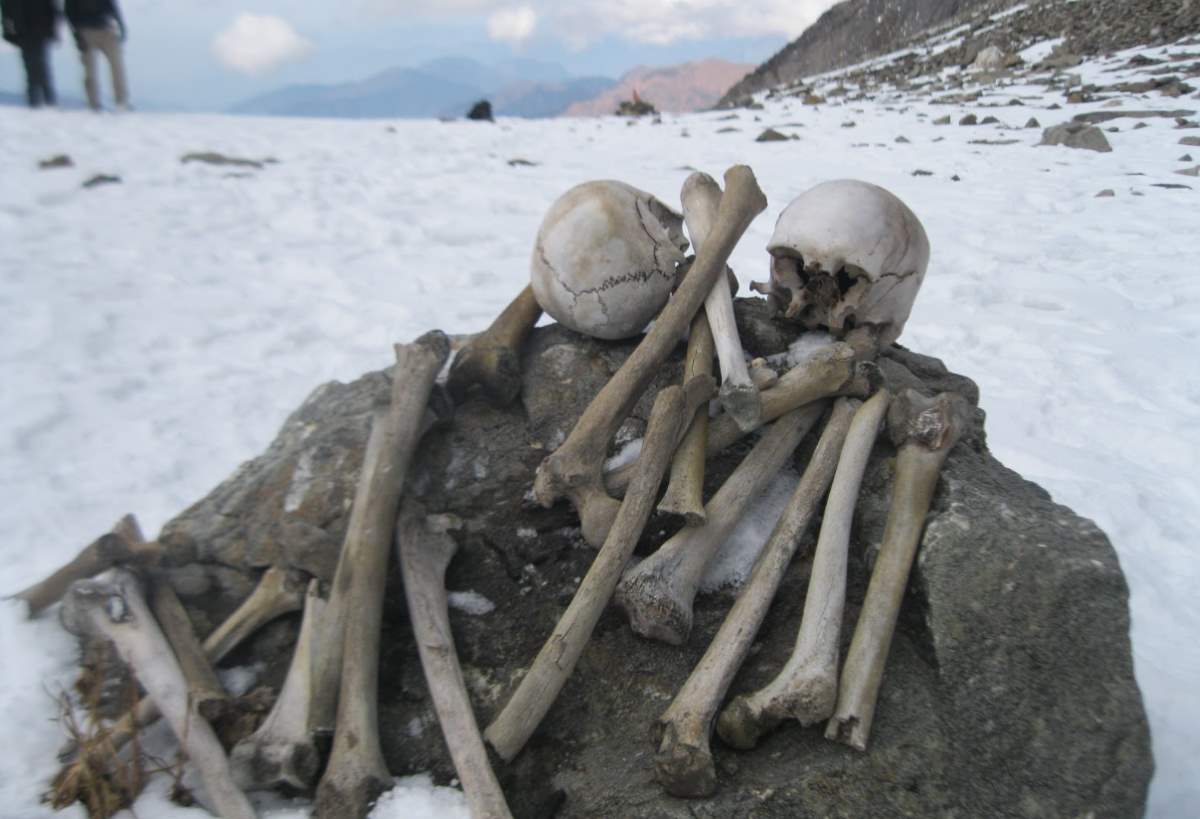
<box><xmin>2</xmin><ymin>37</ymin><xmax>1198</xmax><ymax>819</ymax></box>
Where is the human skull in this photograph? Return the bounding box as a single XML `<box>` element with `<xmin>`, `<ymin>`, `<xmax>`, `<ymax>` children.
<box><xmin>531</xmin><ymin>180</ymin><xmax>688</xmax><ymax>340</ymax></box>
<box><xmin>752</xmin><ymin>179</ymin><xmax>929</xmax><ymax>347</ymax></box>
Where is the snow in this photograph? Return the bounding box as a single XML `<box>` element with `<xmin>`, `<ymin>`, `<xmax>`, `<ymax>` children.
<box><xmin>2</xmin><ymin>31</ymin><xmax>1199</xmax><ymax>817</ymax></box>
<box><xmin>447</xmin><ymin>590</ymin><xmax>496</xmax><ymax>616</ymax></box>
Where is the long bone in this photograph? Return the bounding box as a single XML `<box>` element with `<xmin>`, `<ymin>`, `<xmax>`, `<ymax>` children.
<box><xmin>12</xmin><ymin>514</ymin><xmax>160</xmax><ymax>617</ymax></box>
<box><xmin>685</xmin><ymin>171</ymin><xmax>761</xmax><ymax>432</ymax></box>
<box><xmin>531</xmin><ymin>165</ymin><xmax>766</xmax><ymax>548</ymax></box>
<box><xmin>717</xmin><ymin>389</ymin><xmax>891</xmax><ymax>748</ymax></box>
<box><xmin>70</xmin><ymin>564</ymin><xmax>307</xmax><ymax>762</ymax></box>
<box><xmin>447</xmin><ymin>285</ymin><xmax>543</xmax><ymax>406</ymax></box>
<box><xmin>397</xmin><ymin>502</ymin><xmax>513</xmax><ymax>819</ymax></box>
<box><xmin>826</xmin><ymin>390</ymin><xmax>970</xmax><ymax>751</ymax></box>
<box><xmin>654</xmin><ymin>399</ymin><xmax>855</xmax><ymax>798</ymax></box>
<box><xmin>605</xmin><ymin>342</ymin><xmax>875</xmax><ymax>496</ymax></box>
<box><xmin>485</xmin><ymin>377</ymin><xmax>712</xmax><ymax>762</ymax></box>
<box><xmin>149</xmin><ymin>577</ymin><xmax>229</xmax><ymax>723</ymax></box>
<box><xmin>315</xmin><ymin>330</ymin><xmax>450</xmax><ymax>819</ymax></box>
<box><xmin>230</xmin><ymin>579</ymin><xmax>326</xmax><ymax>794</ymax></box>
<box><xmin>615</xmin><ymin>403</ymin><xmax>824</xmax><ymax>646</ymax></box>
<box><xmin>60</xmin><ymin>570</ymin><xmax>257</xmax><ymax>819</ymax></box>
<box><xmin>656</xmin><ymin>312</ymin><xmax>714</xmax><ymax>525</ymax></box>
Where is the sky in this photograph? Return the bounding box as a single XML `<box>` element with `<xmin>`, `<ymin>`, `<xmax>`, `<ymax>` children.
<box><xmin>0</xmin><ymin>0</ymin><xmax>841</xmax><ymax>111</ymax></box>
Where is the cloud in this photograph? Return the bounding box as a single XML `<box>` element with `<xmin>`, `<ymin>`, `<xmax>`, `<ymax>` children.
<box><xmin>212</xmin><ymin>13</ymin><xmax>314</xmax><ymax>75</ymax></box>
<box><xmin>487</xmin><ymin>5</ymin><xmax>537</xmax><ymax>45</ymax></box>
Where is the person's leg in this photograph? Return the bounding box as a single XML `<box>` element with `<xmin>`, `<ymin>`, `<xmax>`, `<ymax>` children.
<box><xmin>19</xmin><ymin>42</ymin><xmax>41</xmax><ymax>107</ymax></box>
<box><xmin>36</xmin><ymin>40</ymin><xmax>55</xmax><ymax>105</ymax></box>
<box><xmin>94</xmin><ymin>28</ymin><xmax>129</xmax><ymax>108</ymax></box>
<box><xmin>79</xmin><ymin>29</ymin><xmax>101</xmax><ymax>110</ymax></box>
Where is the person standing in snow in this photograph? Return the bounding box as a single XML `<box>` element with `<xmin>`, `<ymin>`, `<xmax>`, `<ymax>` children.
<box><xmin>1</xmin><ymin>0</ymin><xmax>60</xmax><ymax>108</ymax></box>
<box><xmin>64</xmin><ymin>0</ymin><xmax>128</xmax><ymax>110</ymax></box>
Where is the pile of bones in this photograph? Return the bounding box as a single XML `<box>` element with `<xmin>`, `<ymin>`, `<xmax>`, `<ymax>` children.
<box><xmin>13</xmin><ymin>164</ymin><xmax>974</xmax><ymax>819</ymax></box>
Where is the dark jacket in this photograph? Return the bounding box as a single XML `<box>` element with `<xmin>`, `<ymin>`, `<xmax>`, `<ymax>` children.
<box><xmin>1</xmin><ymin>0</ymin><xmax>58</xmax><ymax>44</ymax></box>
<box><xmin>64</xmin><ymin>0</ymin><xmax>119</xmax><ymax>30</ymax></box>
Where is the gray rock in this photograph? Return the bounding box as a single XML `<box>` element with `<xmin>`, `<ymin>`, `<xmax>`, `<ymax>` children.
<box><xmin>1096</xmin><ymin>189</ymin><xmax>1117</xmax><ymax>197</ymax></box>
<box><xmin>38</xmin><ymin>154</ymin><xmax>72</xmax><ymax>170</ymax></box>
<box><xmin>1176</xmin><ymin>165</ymin><xmax>1200</xmax><ymax>177</ymax></box>
<box><xmin>933</xmin><ymin>114</ymin><xmax>951</xmax><ymax>125</ymax></box>
<box><xmin>754</xmin><ymin>128</ymin><xmax>790</xmax><ymax>142</ymax></box>
<box><xmin>1181</xmin><ymin>135</ymin><xmax>1200</xmax><ymax>146</ymax></box>
<box><xmin>959</xmin><ymin>113</ymin><xmax>978</xmax><ymax>126</ymax></box>
<box><xmin>1026</xmin><ymin>117</ymin><xmax>1041</xmax><ymax>128</ymax></box>
<box><xmin>1040</xmin><ymin>123</ymin><xmax>1114</xmax><ymax>152</ymax></box>
<box><xmin>156</xmin><ymin>302</ymin><xmax>1151</xmax><ymax>818</ymax></box>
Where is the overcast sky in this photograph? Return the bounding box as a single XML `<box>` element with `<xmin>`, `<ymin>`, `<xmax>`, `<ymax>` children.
<box><xmin>0</xmin><ymin>1</ymin><xmax>838</xmax><ymax>110</ymax></box>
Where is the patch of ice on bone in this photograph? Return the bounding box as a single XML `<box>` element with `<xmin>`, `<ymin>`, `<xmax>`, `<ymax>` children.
<box><xmin>448</xmin><ymin>590</ymin><xmax>496</xmax><ymax>616</ymax></box>
<box><xmin>218</xmin><ymin>662</ymin><xmax>263</xmax><ymax>697</ymax></box>
<box><xmin>700</xmin><ymin>467</ymin><xmax>802</xmax><ymax>593</ymax></box>
<box><xmin>283</xmin><ymin>449</ymin><xmax>314</xmax><ymax>513</ymax></box>
<box><xmin>604</xmin><ymin>438</ymin><xmax>643</xmax><ymax>472</ymax></box>
<box><xmin>367</xmin><ymin>772</ymin><xmax>469</xmax><ymax>819</ymax></box>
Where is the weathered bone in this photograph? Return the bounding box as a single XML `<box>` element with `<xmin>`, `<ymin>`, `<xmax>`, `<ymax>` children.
<box><xmin>230</xmin><ymin>579</ymin><xmax>326</xmax><ymax>794</ymax></box>
<box><xmin>826</xmin><ymin>390</ymin><xmax>970</xmax><ymax>751</ymax></box>
<box><xmin>717</xmin><ymin>389</ymin><xmax>891</xmax><ymax>748</ymax></box>
<box><xmin>397</xmin><ymin>502</ymin><xmax>514</xmax><ymax>819</ymax></box>
<box><xmin>485</xmin><ymin>377</ymin><xmax>712</xmax><ymax>762</ymax></box>
<box><xmin>748</xmin><ymin>360</ymin><xmax>778</xmax><ymax>391</ymax></box>
<box><xmin>60</xmin><ymin>570</ymin><xmax>257</xmax><ymax>819</ymax></box>
<box><xmin>683</xmin><ymin>172</ymin><xmax>761</xmax><ymax>432</ymax></box>
<box><xmin>315</xmin><ymin>330</ymin><xmax>450</xmax><ymax>818</ymax></box>
<box><xmin>616</xmin><ymin>403</ymin><xmax>824</xmax><ymax>646</ymax></box>
<box><xmin>656</xmin><ymin>311</ymin><xmax>715</xmax><ymax>525</ymax></box>
<box><xmin>605</xmin><ymin>342</ymin><xmax>875</xmax><ymax>495</ymax></box>
<box><xmin>447</xmin><ymin>285</ymin><xmax>542</xmax><ymax>406</ymax></box>
<box><xmin>149</xmin><ymin>576</ymin><xmax>229</xmax><ymax>723</ymax></box>
<box><xmin>11</xmin><ymin>514</ymin><xmax>160</xmax><ymax>617</ymax></box>
<box><xmin>653</xmin><ymin>399</ymin><xmax>855</xmax><ymax>797</ymax></box>
<box><xmin>532</xmin><ymin>165</ymin><xmax>766</xmax><ymax>548</ymax></box>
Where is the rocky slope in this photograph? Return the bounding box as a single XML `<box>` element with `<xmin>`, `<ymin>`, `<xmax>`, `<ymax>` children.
<box><xmin>566</xmin><ymin>59</ymin><xmax>754</xmax><ymax>115</ymax></box>
<box><xmin>720</xmin><ymin>0</ymin><xmax>1200</xmax><ymax>106</ymax></box>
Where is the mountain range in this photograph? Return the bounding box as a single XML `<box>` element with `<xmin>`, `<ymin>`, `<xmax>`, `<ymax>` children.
<box><xmin>565</xmin><ymin>59</ymin><xmax>752</xmax><ymax>116</ymax></box>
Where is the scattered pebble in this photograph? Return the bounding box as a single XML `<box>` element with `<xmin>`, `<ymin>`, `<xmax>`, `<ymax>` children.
<box><xmin>960</xmin><ymin>114</ymin><xmax>979</xmax><ymax>125</ymax></box>
<box><xmin>755</xmin><ymin>128</ymin><xmax>791</xmax><ymax>142</ymax></box>
<box><xmin>1096</xmin><ymin>189</ymin><xmax>1116</xmax><ymax>197</ymax></box>
<box><xmin>82</xmin><ymin>174</ymin><xmax>121</xmax><ymax>189</ymax></box>
<box><xmin>37</xmin><ymin>154</ymin><xmax>72</xmax><ymax>170</ymax></box>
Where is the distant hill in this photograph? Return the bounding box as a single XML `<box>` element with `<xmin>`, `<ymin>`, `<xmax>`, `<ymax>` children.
<box><xmin>565</xmin><ymin>59</ymin><xmax>753</xmax><ymax>116</ymax></box>
<box><xmin>231</xmin><ymin>57</ymin><xmax>616</xmax><ymax>120</ymax></box>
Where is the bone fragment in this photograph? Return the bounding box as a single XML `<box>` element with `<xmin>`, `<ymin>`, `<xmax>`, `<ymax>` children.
<box><xmin>149</xmin><ymin>577</ymin><xmax>229</xmax><ymax>723</ymax></box>
<box><xmin>447</xmin><ymin>285</ymin><xmax>543</xmax><ymax>406</ymax></box>
<box><xmin>11</xmin><ymin>514</ymin><xmax>160</xmax><ymax>617</ymax></box>
<box><xmin>653</xmin><ymin>399</ymin><xmax>855</xmax><ymax>797</ymax></box>
<box><xmin>230</xmin><ymin>579</ymin><xmax>326</xmax><ymax>794</ymax></box>
<box><xmin>616</xmin><ymin>402</ymin><xmax>824</xmax><ymax>646</ymax></box>
<box><xmin>485</xmin><ymin>376</ymin><xmax>712</xmax><ymax>762</ymax></box>
<box><xmin>683</xmin><ymin>172</ymin><xmax>761</xmax><ymax>432</ymax></box>
<box><xmin>398</xmin><ymin>503</ymin><xmax>513</xmax><ymax>819</ymax></box>
<box><xmin>749</xmin><ymin>360</ymin><xmax>778</xmax><ymax>391</ymax></box>
<box><xmin>826</xmin><ymin>390</ymin><xmax>970</xmax><ymax>751</ymax></box>
<box><xmin>717</xmin><ymin>388</ymin><xmax>891</xmax><ymax>748</ymax></box>
<box><xmin>315</xmin><ymin>330</ymin><xmax>450</xmax><ymax>818</ymax></box>
<box><xmin>605</xmin><ymin>342</ymin><xmax>875</xmax><ymax>495</ymax></box>
<box><xmin>657</xmin><ymin>311</ymin><xmax>715</xmax><ymax>525</ymax></box>
<box><xmin>60</xmin><ymin>570</ymin><xmax>257</xmax><ymax>819</ymax></box>
<box><xmin>532</xmin><ymin>165</ymin><xmax>766</xmax><ymax>548</ymax></box>
<box><xmin>70</xmin><ymin>564</ymin><xmax>307</xmax><ymax>762</ymax></box>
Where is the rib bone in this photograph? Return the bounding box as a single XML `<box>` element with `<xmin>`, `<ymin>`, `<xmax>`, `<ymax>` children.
<box><xmin>654</xmin><ymin>399</ymin><xmax>855</xmax><ymax>797</ymax></box>
<box><xmin>616</xmin><ymin>403</ymin><xmax>824</xmax><ymax>646</ymax></box>
<box><xmin>684</xmin><ymin>172</ymin><xmax>760</xmax><ymax>432</ymax></box>
<box><xmin>315</xmin><ymin>330</ymin><xmax>450</xmax><ymax>818</ymax></box>
<box><xmin>60</xmin><ymin>570</ymin><xmax>257</xmax><ymax>819</ymax></box>
<box><xmin>532</xmin><ymin>165</ymin><xmax>766</xmax><ymax>548</ymax></box>
<box><xmin>447</xmin><ymin>285</ymin><xmax>542</xmax><ymax>406</ymax></box>
<box><xmin>826</xmin><ymin>390</ymin><xmax>970</xmax><ymax>751</ymax></box>
<box><xmin>717</xmin><ymin>388</ymin><xmax>891</xmax><ymax>748</ymax></box>
<box><xmin>12</xmin><ymin>514</ymin><xmax>160</xmax><ymax>617</ymax></box>
<box><xmin>397</xmin><ymin>502</ymin><xmax>513</xmax><ymax>819</ymax></box>
<box><xmin>605</xmin><ymin>343</ymin><xmax>876</xmax><ymax>496</ymax></box>
<box><xmin>230</xmin><ymin>579</ymin><xmax>326</xmax><ymax>794</ymax></box>
<box><xmin>485</xmin><ymin>376</ymin><xmax>712</xmax><ymax>762</ymax></box>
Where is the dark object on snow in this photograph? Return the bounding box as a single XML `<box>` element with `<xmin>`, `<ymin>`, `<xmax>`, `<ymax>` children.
<box><xmin>466</xmin><ymin>99</ymin><xmax>493</xmax><ymax>122</ymax></box>
<box><xmin>39</xmin><ymin>154</ymin><xmax>73</xmax><ymax>169</ymax></box>
<box><xmin>146</xmin><ymin>298</ymin><xmax>1152</xmax><ymax>819</ymax></box>
<box><xmin>1040</xmin><ymin>122</ymin><xmax>1113</xmax><ymax>152</ymax></box>
<box><xmin>616</xmin><ymin>90</ymin><xmax>656</xmax><ymax>117</ymax></box>
<box><xmin>754</xmin><ymin>128</ymin><xmax>790</xmax><ymax>142</ymax></box>
<box><xmin>181</xmin><ymin>152</ymin><xmax>265</xmax><ymax>169</ymax></box>
<box><xmin>82</xmin><ymin>173</ymin><xmax>120</xmax><ymax>188</ymax></box>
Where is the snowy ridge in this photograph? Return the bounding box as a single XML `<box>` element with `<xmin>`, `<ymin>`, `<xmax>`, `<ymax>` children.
<box><xmin>2</xmin><ymin>30</ymin><xmax>1199</xmax><ymax>818</ymax></box>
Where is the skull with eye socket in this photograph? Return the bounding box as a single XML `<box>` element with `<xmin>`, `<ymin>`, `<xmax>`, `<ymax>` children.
<box><xmin>752</xmin><ymin>179</ymin><xmax>929</xmax><ymax>347</ymax></box>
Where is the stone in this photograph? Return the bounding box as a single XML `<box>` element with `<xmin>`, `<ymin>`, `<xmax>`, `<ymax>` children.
<box><xmin>755</xmin><ymin>128</ymin><xmax>790</xmax><ymax>142</ymax></box>
<box><xmin>1039</xmin><ymin>123</ymin><xmax>1113</xmax><ymax>152</ymax></box>
<box><xmin>38</xmin><ymin>154</ymin><xmax>72</xmax><ymax>170</ymax></box>
<box><xmin>959</xmin><ymin>113</ymin><xmax>978</xmax><ymax>125</ymax></box>
<box><xmin>1026</xmin><ymin>117</ymin><xmax>1041</xmax><ymax>128</ymax></box>
<box><xmin>1182</xmin><ymin>136</ymin><xmax>1200</xmax><ymax>146</ymax></box>
<box><xmin>1176</xmin><ymin>165</ymin><xmax>1200</xmax><ymax>176</ymax></box>
<box><xmin>895</xmin><ymin>135</ymin><xmax>910</xmax><ymax>143</ymax></box>
<box><xmin>971</xmin><ymin>45</ymin><xmax>1006</xmax><ymax>71</ymax></box>
<box><xmin>466</xmin><ymin>99</ymin><xmax>494</xmax><ymax>121</ymax></box>
<box><xmin>1096</xmin><ymin>189</ymin><xmax>1116</xmax><ymax>197</ymax></box>
<box><xmin>933</xmin><ymin>114</ymin><xmax>952</xmax><ymax>125</ymax></box>
<box><xmin>1181</xmin><ymin>154</ymin><xmax>1194</xmax><ymax>162</ymax></box>
<box><xmin>82</xmin><ymin>174</ymin><xmax>121</xmax><ymax>189</ymax></box>
<box><xmin>181</xmin><ymin>152</ymin><xmax>265</xmax><ymax>169</ymax></box>
<box><xmin>1073</xmin><ymin>109</ymin><xmax>1196</xmax><ymax>124</ymax></box>
<box><xmin>980</xmin><ymin>115</ymin><xmax>1000</xmax><ymax>125</ymax></box>
<box><xmin>153</xmin><ymin>300</ymin><xmax>1152</xmax><ymax>818</ymax></box>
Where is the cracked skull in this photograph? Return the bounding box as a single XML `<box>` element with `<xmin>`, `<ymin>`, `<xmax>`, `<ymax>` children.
<box><xmin>531</xmin><ymin>180</ymin><xmax>688</xmax><ymax>340</ymax></box>
<box><xmin>752</xmin><ymin>179</ymin><xmax>929</xmax><ymax>346</ymax></box>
